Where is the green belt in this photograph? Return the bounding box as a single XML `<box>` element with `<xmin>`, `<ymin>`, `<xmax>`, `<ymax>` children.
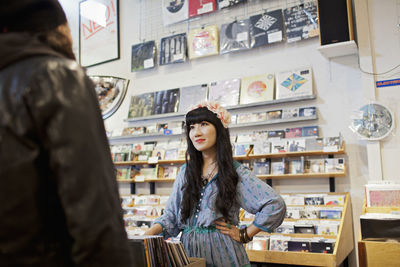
<box><xmin>183</xmin><ymin>226</ymin><xmax>217</xmax><ymax>234</ymax></box>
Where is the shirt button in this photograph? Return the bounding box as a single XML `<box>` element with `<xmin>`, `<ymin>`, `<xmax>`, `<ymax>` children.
<box><xmin>201</xmin><ymin>193</ymin><xmax>204</xmax><ymax>196</ymax></box>
<box><xmin>196</xmin><ymin>209</ymin><xmax>200</xmax><ymax>212</ymax></box>
<box><xmin>199</xmin><ymin>198</ymin><xmax>202</xmax><ymax>201</ymax></box>
<box><xmin>195</xmin><ymin>215</ymin><xmax>198</xmax><ymax>218</ymax></box>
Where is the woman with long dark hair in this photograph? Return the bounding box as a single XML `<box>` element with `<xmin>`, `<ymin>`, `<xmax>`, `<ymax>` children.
<box><xmin>145</xmin><ymin>101</ymin><xmax>286</xmax><ymax>266</ymax></box>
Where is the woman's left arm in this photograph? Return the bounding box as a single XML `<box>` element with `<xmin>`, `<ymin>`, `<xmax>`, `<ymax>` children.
<box><xmin>236</xmin><ymin>165</ymin><xmax>286</xmax><ymax>236</ymax></box>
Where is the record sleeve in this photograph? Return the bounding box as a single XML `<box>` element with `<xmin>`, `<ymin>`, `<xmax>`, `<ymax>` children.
<box><xmin>189</xmin><ymin>0</ymin><xmax>216</xmax><ymax>17</ymax></box>
<box><xmin>152</xmin><ymin>88</ymin><xmax>180</xmax><ymax>115</ymax></box>
<box><xmin>282</xmin><ymin>108</ymin><xmax>299</xmax><ymax>119</ymax></box>
<box><xmin>287</xmin><ymin>139</ymin><xmax>306</xmax><ymax>152</ymax></box>
<box><xmin>240</xmin><ymin>74</ymin><xmax>275</xmax><ymax>104</ymax></box>
<box><xmin>302</xmin><ymin>126</ymin><xmax>319</xmax><ymax>137</ymax></box>
<box><xmin>299</xmin><ymin>106</ymin><xmax>316</xmax><ymax>117</ymax></box>
<box><xmin>276</xmin><ymin>68</ymin><xmax>313</xmax><ymax>99</ymax></box>
<box><xmin>250</xmin><ymin>9</ymin><xmax>284</xmax><ymax>48</ymax></box>
<box><xmin>178</xmin><ymin>84</ymin><xmax>208</xmax><ymax>112</ymax></box>
<box><xmin>220</xmin><ymin>19</ymin><xmax>251</xmax><ymax>54</ymax></box>
<box><xmin>253</xmin><ymin>160</ymin><xmax>270</xmax><ymax>175</ymax></box>
<box><xmin>288</xmin><ymin>241</ymin><xmax>310</xmax><ymax>252</ymax></box>
<box><xmin>128</xmin><ymin>92</ymin><xmax>155</xmax><ymax>118</ymax></box>
<box><xmin>162</xmin><ymin>0</ymin><xmax>189</xmax><ymax>26</ymax></box>
<box><xmin>268</xmin><ymin>130</ymin><xmax>285</xmax><ymax>139</ymax></box>
<box><xmin>285</xmin><ymin>127</ymin><xmax>303</xmax><ymax>138</ymax></box>
<box><xmin>283</xmin><ymin>1</ymin><xmax>319</xmax><ymax>43</ymax></box>
<box><xmin>266</xmin><ymin>110</ymin><xmax>282</xmax><ymax>120</ymax></box>
<box><xmin>209</xmin><ymin>78</ymin><xmax>240</xmax><ymax>106</ymax></box>
<box><xmin>131</xmin><ymin>41</ymin><xmax>156</xmax><ymax>72</ymax></box>
<box><xmin>188</xmin><ymin>25</ymin><xmax>219</xmax><ymax>59</ymax></box>
<box><xmin>217</xmin><ymin>0</ymin><xmax>246</xmax><ymax>9</ymax></box>
<box><xmin>160</xmin><ymin>33</ymin><xmax>187</xmax><ymax>66</ymax></box>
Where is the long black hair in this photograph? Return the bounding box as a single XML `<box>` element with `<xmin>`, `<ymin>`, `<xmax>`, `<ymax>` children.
<box><xmin>181</xmin><ymin>107</ymin><xmax>239</xmax><ymax>222</ymax></box>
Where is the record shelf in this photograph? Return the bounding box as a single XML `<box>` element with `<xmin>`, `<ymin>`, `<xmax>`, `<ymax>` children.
<box><xmin>358</xmin><ymin>200</ymin><xmax>400</xmax><ymax>267</ymax></box>
<box><xmin>247</xmin><ymin>192</ymin><xmax>354</xmax><ymax>267</ymax></box>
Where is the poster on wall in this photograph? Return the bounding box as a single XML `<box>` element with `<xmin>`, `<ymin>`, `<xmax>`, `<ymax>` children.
<box><xmin>89</xmin><ymin>76</ymin><xmax>129</xmax><ymax>119</ymax></box>
<box><xmin>79</xmin><ymin>0</ymin><xmax>119</xmax><ymax>67</ymax></box>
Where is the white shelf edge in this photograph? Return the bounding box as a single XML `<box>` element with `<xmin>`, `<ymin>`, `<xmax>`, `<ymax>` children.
<box><xmin>317</xmin><ymin>40</ymin><xmax>358</xmax><ymax>58</ymax></box>
<box><xmin>124</xmin><ymin>95</ymin><xmax>317</xmax><ymax>123</ymax></box>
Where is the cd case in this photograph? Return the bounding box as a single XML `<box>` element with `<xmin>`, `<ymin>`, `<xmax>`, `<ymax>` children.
<box><xmin>160</xmin><ymin>33</ymin><xmax>187</xmax><ymax>66</ymax></box>
<box><xmin>220</xmin><ymin>19</ymin><xmax>251</xmax><ymax>54</ymax></box>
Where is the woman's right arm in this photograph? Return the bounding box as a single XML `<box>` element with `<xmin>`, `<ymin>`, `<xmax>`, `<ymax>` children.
<box><xmin>144</xmin><ymin>165</ymin><xmax>186</xmax><ymax>238</ymax></box>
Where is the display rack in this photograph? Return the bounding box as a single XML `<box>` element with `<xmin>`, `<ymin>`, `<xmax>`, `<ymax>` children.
<box><xmin>358</xmin><ymin>201</ymin><xmax>400</xmax><ymax>267</ymax></box>
<box><xmin>115</xmin><ymin>142</ymin><xmax>346</xmax><ymax>194</ymax></box>
<box><xmin>247</xmin><ymin>192</ymin><xmax>354</xmax><ymax>267</ymax></box>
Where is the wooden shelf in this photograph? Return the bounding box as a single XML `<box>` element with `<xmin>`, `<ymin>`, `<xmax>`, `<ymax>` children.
<box><xmin>246</xmin><ymin>193</ymin><xmax>354</xmax><ymax>267</ymax></box>
<box><xmin>248</xmin><ymin>142</ymin><xmax>345</xmax><ymax>159</ymax></box>
<box><xmin>115</xmin><ymin>159</ymin><xmax>185</xmax><ymax>166</ymax></box>
<box><xmin>114</xmin><ymin>143</ymin><xmax>345</xmax><ymax>166</ymax></box>
<box><xmin>256</xmin><ymin>170</ymin><xmax>346</xmax><ymax>180</ymax></box>
<box><xmin>117</xmin><ymin>178</ymin><xmax>175</xmax><ymax>183</ymax></box>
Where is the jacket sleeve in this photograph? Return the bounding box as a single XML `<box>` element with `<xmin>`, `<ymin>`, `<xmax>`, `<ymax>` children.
<box><xmin>153</xmin><ymin>165</ymin><xmax>186</xmax><ymax>238</ymax></box>
<box><xmin>25</xmin><ymin>58</ymin><xmax>133</xmax><ymax>266</ymax></box>
<box><xmin>236</xmin><ymin>164</ymin><xmax>286</xmax><ymax>232</ymax></box>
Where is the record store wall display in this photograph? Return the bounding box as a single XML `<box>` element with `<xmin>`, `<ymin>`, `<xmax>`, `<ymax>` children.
<box><xmin>178</xmin><ymin>84</ymin><xmax>208</xmax><ymax>113</ymax></box>
<box><xmin>189</xmin><ymin>0</ymin><xmax>217</xmax><ymax>18</ymax></box>
<box><xmin>218</xmin><ymin>0</ymin><xmax>246</xmax><ymax>9</ymax></box>
<box><xmin>79</xmin><ymin>0</ymin><xmax>119</xmax><ymax>67</ymax></box>
<box><xmin>131</xmin><ymin>41</ymin><xmax>156</xmax><ymax>72</ymax></box>
<box><xmin>90</xmin><ymin>76</ymin><xmax>129</xmax><ymax>119</ymax></box>
<box><xmin>283</xmin><ymin>1</ymin><xmax>319</xmax><ymax>43</ymax></box>
<box><xmin>128</xmin><ymin>92</ymin><xmax>155</xmax><ymax>118</ymax></box>
<box><xmin>209</xmin><ymin>78</ymin><xmax>240</xmax><ymax>107</ymax></box>
<box><xmin>188</xmin><ymin>25</ymin><xmax>219</xmax><ymax>59</ymax></box>
<box><xmin>220</xmin><ymin>19</ymin><xmax>252</xmax><ymax>54</ymax></box>
<box><xmin>276</xmin><ymin>68</ymin><xmax>313</xmax><ymax>100</ymax></box>
<box><xmin>250</xmin><ymin>9</ymin><xmax>284</xmax><ymax>48</ymax></box>
<box><xmin>152</xmin><ymin>89</ymin><xmax>180</xmax><ymax>115</ymax></box>
<box><xmin>240</xmin><ymin>74</ymin><xmax>275</xmax><ymax>104</ymax></box>
<box><xmin>162</xmin><ymin>0</ymin><xmax>189</xmax><ymax>26</ymax></box>
<box><xmin>159</xmin><ymin>33</ymin><xmax>187</xmax><ymax>65</ymax></box>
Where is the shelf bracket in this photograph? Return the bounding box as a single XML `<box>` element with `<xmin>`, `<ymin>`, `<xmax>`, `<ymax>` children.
<box><xmin>150</xmin><ymin>182</ymin><xmax>156</xmax><ymax>194</ymax></box>
<box><xmin>130</xmin><ymin>182</ymin><xmax>136</xmax><ymax>194</ymax></box>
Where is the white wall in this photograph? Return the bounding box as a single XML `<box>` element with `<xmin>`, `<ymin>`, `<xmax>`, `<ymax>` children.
<box><xmin>59</xmin><ymin>1</ymin><xmax>400</xmax><ymax>266</ymax></box>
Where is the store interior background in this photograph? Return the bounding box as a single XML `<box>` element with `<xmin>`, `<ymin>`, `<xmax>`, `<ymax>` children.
<box><xmin>59</xmin><ymin>0</ymin><xmax>400</xmax><ymax>266</ymax></box>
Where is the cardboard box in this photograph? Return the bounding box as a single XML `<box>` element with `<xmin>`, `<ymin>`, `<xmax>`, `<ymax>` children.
<box><xmin>188</xmin><ymin>257</ymin><xmax>206</xmax><ymax>267</ymax></box>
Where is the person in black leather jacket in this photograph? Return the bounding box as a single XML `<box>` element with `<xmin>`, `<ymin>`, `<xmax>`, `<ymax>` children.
<box><xmin>0</xmin><ymin>1</ymin><xmax>133</xmax><ymax>266</ymax></box>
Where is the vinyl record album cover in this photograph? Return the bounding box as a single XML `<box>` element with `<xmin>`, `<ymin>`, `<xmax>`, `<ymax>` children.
<box><xmin>250</xmin><ymin>9</ymin><xmax>284</xmax><ymax>48</ymax></box>
<box><xmin>128</xmin><ymin>92</ymin><xmax>154</xmax><ymax>118</ymax></box>
<box><xmin>220</xmin><ymin>19</ymin><xmax>251</xmax><ymax>54</ymax></box>
<box><xmin>189</xmin><ymin>0</ymin><xmax>216</xmax><ymax>17</ymax></box>
<box><xmin>131</xmin><ymin>41</ymin><xmax>156</xmax><ymax>72</ymax></box>
<box><xmin>218</xmin><ymin>0</ymin><xmax>246</xmax><ymax>9</ymax></box>
<box><xmin>162</xmin><ymin>0</ymin><xmax>189</xmax><ymax>26</ymax></box>
<box><xmin>209</xmin><ymin>78</ymin><xmax>240</xmax><ymax>106</ymax></box>
<box><xmin>188</xmin><ymin>25</ymin><xmax>219</xmax><ymax>59</ymax></box>
<box><xmin>160</xmin><ymin>33</ymin><xmax>187</xmax><ymax>65</ymax></box>
<box><xmin>240</xmin><ymin>74</ymin><xmax>275</xmax><ymax>104</ymax></box>
<box><xmin>152</xmin><ymin>88</ymin><xmax>180</xmax><ymax>115</ymax></box>
<box><xmin>178</xmin><ymin>84</ymin><xmax>208</xmax><ymax>113</ymax></box>
<box><xmin>283</xmin><ymin>1</ymin><xmax>319</xmax><ymax>43</ymax></box>
<box><xmin>276</xmin><ymin>68</ymin><xmax>313</xmax><ymax>99</ymax></box>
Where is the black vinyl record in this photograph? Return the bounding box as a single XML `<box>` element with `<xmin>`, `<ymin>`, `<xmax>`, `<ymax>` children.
<box><xmin>250</xmin><ymin>9</ymin><xmax>284</xmax><ymax>48</ymax></box>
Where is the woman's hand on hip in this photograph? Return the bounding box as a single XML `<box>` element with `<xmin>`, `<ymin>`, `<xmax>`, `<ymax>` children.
<box><xmin>215</xmin><ymin>219</ymin><xmax>241</xmax><ymax>243</ymax></box>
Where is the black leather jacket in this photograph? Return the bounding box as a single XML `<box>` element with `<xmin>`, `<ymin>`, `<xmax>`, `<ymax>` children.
<box><xmin>0</xmin><ymin>33</ymin><xmax>132</xmax><ymax>266</ymax></box>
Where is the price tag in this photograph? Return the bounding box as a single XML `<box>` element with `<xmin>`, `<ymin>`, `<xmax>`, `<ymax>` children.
<box><xmin>135</xmin><ymin>175</ymin><xmax>145</xmax><ymax>182</ymax></box>
<box><xmin>148</xmin><ymin>156</ymin><xmax>159</xmax><ymax>164</ymax></box>
<box><xmin>236</xmin><ymin>32</ymin><xmax>248</xmax><ymax>42</ymax></box>
<box><xmin>198</xmin><ymin>3</ymin><xmax>213</xmax><ymax>14</ymax></box>
<box><xmin>173</xmin><ymin>54</ymin><xmax>184</xmax><ymax>61</ymax></box>
<box><xmin>143</xmin><ymin>58</ymin><xmax>154</xmax><ymax>69</ymax></box>
<box><xmin>268</xmin><ymin>31</ymin><xmax>282</xmax><ymax>43</ymax></box>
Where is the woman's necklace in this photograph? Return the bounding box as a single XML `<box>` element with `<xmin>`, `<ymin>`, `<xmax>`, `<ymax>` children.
<box><xmin>201</xmin><ymin>161</ymin><xmax>218</xmax><ymax>185</ymax></box>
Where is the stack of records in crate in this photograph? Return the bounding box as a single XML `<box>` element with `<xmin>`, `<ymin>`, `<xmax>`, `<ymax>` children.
<box><xmin>128</xmin><ymin>236</ymin><xmax>190</xmax><ymax>267</ymax></box>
